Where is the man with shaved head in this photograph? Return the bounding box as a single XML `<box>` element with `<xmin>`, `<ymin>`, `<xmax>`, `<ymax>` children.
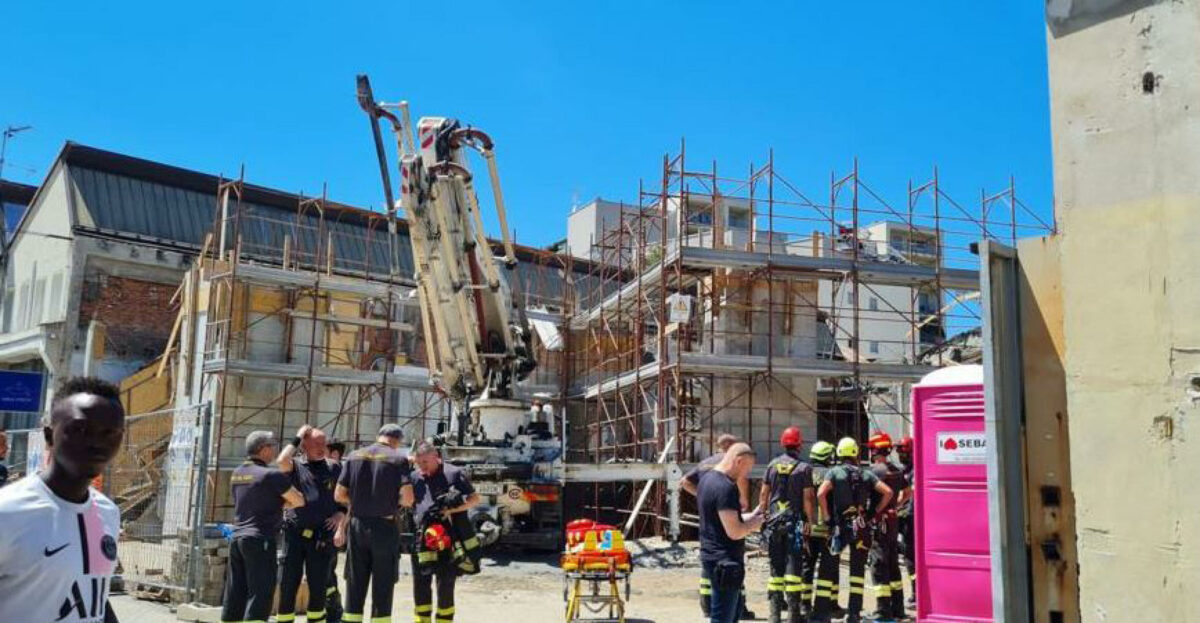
<box><xmin>0</xmin><ymin>377</ymin><xmax>126</xmax><ymax>623</ymax></box>
<box><xmin>698</xmin><ymin>442</ymin><xmax>765</xmax><ymax>623</ymax></box>
<box><xmin>682</xmin><ymin>433</ymin><xmax>754</xmax><ymax>619</ymax></box>
<box><xmin>276</xmin><ymin>425</ymin><xmax>345</xmax><ymax>623</ymax></box>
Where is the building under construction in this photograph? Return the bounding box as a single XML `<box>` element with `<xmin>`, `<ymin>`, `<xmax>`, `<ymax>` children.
<box><xmin>561</xmin><ymin>143</ymin><xmax>1050</xmax><ymax>536</ymax></box>
<box><xmin>0</xmin><ymin>138</ymin><xmax>1049</xmax><ymax>600</ymax></box>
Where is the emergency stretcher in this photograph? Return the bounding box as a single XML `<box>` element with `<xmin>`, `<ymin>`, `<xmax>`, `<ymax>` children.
<box><xmin>561</xmin><ymin>519</ymin><xmax>632</xmax><ymax>622</ymax></box>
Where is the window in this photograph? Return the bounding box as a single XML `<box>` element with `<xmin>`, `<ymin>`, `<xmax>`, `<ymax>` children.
<box><xmin>868</xmin><ymin>297</ymin><xmax>879</xmax><ymax>311</ymax></box>
<box><xmin>869</xmin><ymin>341</ymin><xmax>880</xmax><ymax>354</ymax></box>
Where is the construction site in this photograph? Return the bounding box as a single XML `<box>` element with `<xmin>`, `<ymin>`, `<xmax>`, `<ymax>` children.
<box><xmin>2</xmin><ymin>2</ymin><xmax>1199</xmax><ymax>622</ymax></box>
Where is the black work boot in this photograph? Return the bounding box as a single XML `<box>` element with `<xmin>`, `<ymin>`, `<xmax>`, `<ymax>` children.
<box><xmin>786</xmin><ymin>594</ymin><xmax>807</xmax><ymax>623</ymax></box>
<box><xmin>769</xmin><ymin>595</ymin><xmax>784</xmax><ymax>623</ymax></box>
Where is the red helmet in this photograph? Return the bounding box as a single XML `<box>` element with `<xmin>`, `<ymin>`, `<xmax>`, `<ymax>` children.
<box><xmin>780</xmin><ymin>426</ymin><xmax>803</xmax><ymax>448</ymax></box>
<box><xmin>866</xmin><ymin>431</ymin><xmax>893</xmax><ymax>451</ymax></box>
<box><xmin>897</xmin><ymin>436</ymin><xmax>914</xmax><ymax>453</ymax></box>
<box><xmin>423</xmin><ymin>523</ymin><xmax>452</xmax><ymax>552</ymax></box>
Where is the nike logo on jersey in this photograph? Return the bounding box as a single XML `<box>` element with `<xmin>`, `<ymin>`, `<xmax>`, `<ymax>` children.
<box><xmin>45</xmin><ymin>543</ymin><xmax>70</xmax><ymax>557</ymax></box>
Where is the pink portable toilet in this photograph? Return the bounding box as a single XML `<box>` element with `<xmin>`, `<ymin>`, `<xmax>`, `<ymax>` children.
<box><xmin>911</xmin><ymin>364</ymin><xmax>991</xmax><ymax>622</ymax></box>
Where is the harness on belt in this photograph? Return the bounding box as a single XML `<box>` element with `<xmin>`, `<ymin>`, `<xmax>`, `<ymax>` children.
<box><xmin>414</xmin><ymin>487</ymin><xmax>483</xmax><ymax>577</ymax></box>
<box><xmin>829</xmin><ymin>464</ymin><xmax>873</xmax><ymax>555</ymax></box>
<box><xmin>763</xmin><ymin>453</ymin><xmax>806</xmax><ymax>554</ymax></box>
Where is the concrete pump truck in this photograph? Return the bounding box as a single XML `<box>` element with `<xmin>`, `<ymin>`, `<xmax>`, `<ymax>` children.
<box><xmin>355</xmin><ymin>75</ymin><xmax>562</xmax><ymax>550</ymax></box>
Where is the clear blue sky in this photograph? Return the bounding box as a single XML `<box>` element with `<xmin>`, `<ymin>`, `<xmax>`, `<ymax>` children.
<box><xmin>3</xmin><ymin>2</ymin><xmax>1052</xmax><ymax>248</ymax></box>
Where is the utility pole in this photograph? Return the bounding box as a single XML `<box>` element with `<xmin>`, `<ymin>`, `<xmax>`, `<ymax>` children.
<box><xmin>0</xmin><ymin>124</ymin><xmax>32</xmax><ymax>332</ymax></box>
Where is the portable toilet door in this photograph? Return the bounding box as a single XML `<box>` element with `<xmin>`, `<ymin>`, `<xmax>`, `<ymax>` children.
<box><xmin>911</xmin><ymin>364</ymin><xmax>992</xmax><ymax>622</ymax></box>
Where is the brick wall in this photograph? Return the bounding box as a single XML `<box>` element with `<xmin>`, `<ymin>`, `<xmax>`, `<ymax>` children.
<box><xmin>79</xmin><ymin>273</ymin><xmax>178</xmax><ymax>360</ymax></box>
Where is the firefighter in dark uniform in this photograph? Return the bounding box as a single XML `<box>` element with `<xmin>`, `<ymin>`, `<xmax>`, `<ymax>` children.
<box><xmin>276</xmin><ymin>426</ymin><xmax>344</xmax><ymax>623</ymax></box>
<box><xmin>759</xmin><ymin>426</ymin><xmax>815</xmax><ymax>623</ymax></box>
<box><xmin>220</xmin><ymin>431</ymin><xmax>304</xmax><ymax>623</ymax></box>
<box><xmin>334</xmin><ymin>424</ymin><xmax>414</xmax><ymax>623</ymax></box>
<box><xmin>803</xmin><ymin>441</ymin><xmax>842</xmax><ymax>618</ymax></box>
<box><xmin>895</xmin><ymin>435</ymin><xmax>915</xmax><ymax>608</ymax></box>
<box><xmin>410</xmin><ymin>440</ymin><xmax>481</xmax><ymax>623</ymax></box>
<box><xmin>866</xmin><ymin>432</ymin><xmax>910</xmax><ymax>622</ymax></box>
<box><xmin>811</xmin><ymin>437</ymin><xmax>893</xmax><ymax>623</ymax></box>
<box><xmin>325</xmin><ymin>439</ymin><xmax>348</xmax><ymax>623</ymax></box>
<box><xmin>682</xmin><ymin>433</ymin><xmax>754</xmax><ymax>620</ymax></box>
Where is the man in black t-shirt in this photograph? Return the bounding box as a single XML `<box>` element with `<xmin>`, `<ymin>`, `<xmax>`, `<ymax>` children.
<box><xmin>410</xmin><ymin>440</ymin><xmax>481</xmax><ymax>623</ymax></box>
<box><xmin>334</xmin><ymin>424</ymin><xmax>414</xmax><ymax>623</ymax></box>
<box><xmin>697</xmin><ymin>443</ymin><xmax>763</xmax><ymax>623</ymax></box>
<box><xmin>276</xmin><ymin>426</ymin><xmax>343</xmax><ymax>623</ymax></box>
<box><xmin>221</xmin><ymin>430</ymin><xmax>304</xmax><ymax>623</ymax></box>
<box><xmin>682</xmin><ymin>433</ymin><xmax>753</xmax><ymax>619</ymax></box>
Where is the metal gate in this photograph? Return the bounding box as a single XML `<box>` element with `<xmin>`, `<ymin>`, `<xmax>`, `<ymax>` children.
<box><xmin>103</xmin><ymin>403</ymin><xmax>213</xmax><ymax>601</ymax></box>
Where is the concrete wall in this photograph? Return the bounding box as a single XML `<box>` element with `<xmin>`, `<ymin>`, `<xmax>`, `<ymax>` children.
<box><xmin>2</xmin><ymin>165</ymin><xmax>72</xmax><ymax>334</ymax></box>
<box><xmin>1047</xmin><ymin>2</ymin><xmax>1200</xmax><ymax>620</ymax></box>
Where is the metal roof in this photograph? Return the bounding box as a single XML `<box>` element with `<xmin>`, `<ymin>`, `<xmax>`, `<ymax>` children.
<box><xmin>9</xmin><ymin>142</ymin><xmax>600</xmax><ymax>300</ymax></box>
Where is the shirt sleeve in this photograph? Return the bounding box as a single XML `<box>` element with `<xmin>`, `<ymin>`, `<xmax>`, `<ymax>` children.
<box><xmin>337</xmin><ymin>459</ymin><xmax>352</xmax><ymax>487</ymax></box>
<box><xmin>863</xmin><ymin>469</ymin><xmax>881</xmax><ymax>486</ymax></box>
<box><xmin>763</xmin><ymin>459</ymin><xmax>777</xmax><ymax>489</ymax></box>
<box><xmin>271</xmin><ymin>470</ymin><xmax>292</xmax><ymax>496</ymax></box>
<box><xmin>718</xmin><ymin>480</ymin><xmax>741</xmax><ymax>513</ymax></box>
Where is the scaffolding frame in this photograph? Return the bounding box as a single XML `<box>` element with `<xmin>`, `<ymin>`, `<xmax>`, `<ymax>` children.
<box><xmin>566</xmin><ymin>141</ymin><xmax>1052</xmax><ymax>535</ymax></box>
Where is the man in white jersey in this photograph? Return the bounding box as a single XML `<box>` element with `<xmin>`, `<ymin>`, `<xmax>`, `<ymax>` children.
<box><xmin>0</xmin><ymin>377</ymin><xmax>126</xmax><ymax>623</ymax></box>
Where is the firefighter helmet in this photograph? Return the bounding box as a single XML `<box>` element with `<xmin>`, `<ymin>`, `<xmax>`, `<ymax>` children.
<box><xmin>810</xmin><ymin>440</ymin><xmax>835</xmax><ymax>463</ymax></box>
<box><xmin>780</xmin><ymin>426</ymin><xmax>803</xmax><ymax>448</ymax></box>
<box><xmin>867</xmin><ymin>431</ymin><xmax>893</xmax><ymax>451</ymax></box>
<box><xmin>836</xmin><ymin>437</ymin><xmax>859</xmax><ymax>459</ymax></box>
<box><xmin>897</xmin><ymin>435</ymin><xmax>914</xmax><ymax>454</ymax></box>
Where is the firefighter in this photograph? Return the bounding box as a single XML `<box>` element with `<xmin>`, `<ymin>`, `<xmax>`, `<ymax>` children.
<box><xmin>895</xmin><ymin>435</ymin><xmax>916</xmax><ymax>608</ymax></box>
<box><xmin>803</xmin><ymin>441</ymin><xmax>842</xmax><ymax>619</ymax></box>
<box><xmin>811</xmin><ymin>437</ymin><xmax>892</xmax><ymax>623</ymax></box>
<box><xmin>683</xmin><ymin>433</ymin><xmax>754</xmax><ymax>620</ymax></box>
<box><xmin>334</xmin><ymin>425</ymin><xmax>414</xmax><ymax>623</ymax></box>
<box><xmin>759</xmin><ymin>427</ymin><xmax>815</xmax><ymax>623</ymax></box>
<box><xmin>866</xmin><ymin>432</ymin><xmax>910</xmax><ymax>621</ymax></box>
<box><xmin>325</xmin><ymin>439</ymin><xmax>347</xmax><ymax>623</ymax></box>
<box><xmin>410</xmin><ymin>440</ymin><xmax>481</xmax><ymax>623</ymax></box>
<box><xmin>221</xmin><ymin>431</ymin><xmax>304</xmax><ymax>623</ymax></box>
<box><xmin>276</xmin><ymin>427</ymin><xmax>343</xmax><ymax>623</ymax></box>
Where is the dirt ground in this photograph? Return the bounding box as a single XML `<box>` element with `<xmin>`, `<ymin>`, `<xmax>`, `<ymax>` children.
<box><xmin>114</xmin><ymin>538</ymin><xmax>914</xmax><ymax>622</ymax></box>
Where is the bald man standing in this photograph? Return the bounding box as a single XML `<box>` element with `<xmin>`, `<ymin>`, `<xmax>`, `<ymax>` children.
<box><xmin>277</xmin><ymin>426</ymin><xmax>344</xmax><ymax>623</ymax></box>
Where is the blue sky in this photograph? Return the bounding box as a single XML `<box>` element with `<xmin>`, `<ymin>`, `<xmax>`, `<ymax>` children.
<box><xmin>3</xmin><ymin>2</ymin><xmax>1052</xmax><ymax>248</ymax></box>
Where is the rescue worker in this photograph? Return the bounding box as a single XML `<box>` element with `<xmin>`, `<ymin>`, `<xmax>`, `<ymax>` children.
<box><xmin>334</xmin><ymin>425</ymin><xmax>414</xmax><ymax>623</ymax></box>
<box><xmin>803</xmin><ymin>441</ymin><xmax>842</xmax><ymax>618</ymax></box>
<box><xmin>682</xmin><ymin>433</ymin><xmax>754</xmax><ymax>620</ymax></box>
<box><xmin>895</xmin><ymin>435</ymin><xmax>916</xmax><ymax>608</ymax></box>
<box><xmin>811</xmin><ymin>437</ymin><xmax>893</xmax><ymax>623</ymax></box>
<box><xmin>276</xmin><ymin>427</ymin><xmax>344</xmax><ymax>623</ymax></box>
<box><xmin>759</xmin><ymin>426</ymin><xmax>815</xmax><ymax>623</ymax></box>
<box><xmin>221</xmin><ymin>431</ymin><xmax>304</xmax><ymax>623</ymax></box>
<box><xmin>866</xmin><ymin>432</ymin><xmax>910</xmax><ymax>622</ymax></box>
<box><xmin>410</xmin><ymin>440</ymin><xmax>481</xmax><ymax>623</ymax></box>
<box><xmin>325</xmin><ymin>439</ymin><xmax>348</xmax><ymax>623</ymax></box>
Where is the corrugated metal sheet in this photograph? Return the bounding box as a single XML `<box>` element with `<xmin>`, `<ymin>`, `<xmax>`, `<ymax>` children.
<box><xmin>70</xmin><ymin>165</ymin><xmax>415</xmax><ymax>277</ymax></box>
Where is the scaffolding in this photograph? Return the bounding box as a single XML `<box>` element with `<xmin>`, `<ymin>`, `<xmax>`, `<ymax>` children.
<box><xmin>186</xmin><ymin>176</ymin><xmax>452</xmax><ymax>521</ymax></box>
<box><xmin>565</xmin><ymin>142</ymin><xmax>1052</xmax><ymax>534</ymax></box>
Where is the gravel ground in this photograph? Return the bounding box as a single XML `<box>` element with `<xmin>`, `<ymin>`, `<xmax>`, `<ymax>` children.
<box><xmin>110</xmin><ymin>539</ymin><xmax>912</xmax><ymax>622</ymax></box>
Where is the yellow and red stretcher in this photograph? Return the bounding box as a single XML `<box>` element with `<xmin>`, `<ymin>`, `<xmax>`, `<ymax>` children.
<box><xmin>561</xmin><ymin>519</ymin><xmax>633</xmax><ymax>622</ymax></box>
